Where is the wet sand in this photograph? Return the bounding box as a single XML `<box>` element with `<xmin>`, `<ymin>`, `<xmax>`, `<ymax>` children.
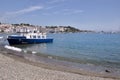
<box><xmin>0</xmin><ymin>47</ymin><xmax>119</xmax><ymax>80</ymax></box>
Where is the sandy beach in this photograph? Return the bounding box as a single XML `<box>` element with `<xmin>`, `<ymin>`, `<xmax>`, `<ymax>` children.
<box><xmin>0</xmin><ymin>47</ymin><xmax>119</xmax><ymax>80</ymax></box>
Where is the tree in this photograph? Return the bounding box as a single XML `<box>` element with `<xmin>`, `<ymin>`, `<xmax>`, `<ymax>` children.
<box><xmin>20</xmin><ymin>23</ymin><xmax>30</xmax><ymax>26</ymax></box>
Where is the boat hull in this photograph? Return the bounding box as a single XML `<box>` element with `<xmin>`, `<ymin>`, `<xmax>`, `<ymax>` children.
<box><xmin>7</xmin><ymin>38</ymin><xmax>53</xmax><ymax>45</ymax></box>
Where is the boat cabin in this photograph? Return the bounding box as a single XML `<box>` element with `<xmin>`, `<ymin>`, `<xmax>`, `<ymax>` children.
<box><xmin>23</xmin><ymin>33</ymin><xmax>47</xmax><ymax>39</ymax></box>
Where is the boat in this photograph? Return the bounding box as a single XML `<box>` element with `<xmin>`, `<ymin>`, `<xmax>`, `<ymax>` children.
<box><xmin>7</xmin><ymin>32</ymin><xmax>53</xmax><ymax>45</ymax></box>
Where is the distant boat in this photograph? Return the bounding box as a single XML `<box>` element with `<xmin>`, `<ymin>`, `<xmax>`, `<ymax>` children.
<box><xmin>7</xmin><ymin>32</ymin><xmax>53</xmax><ymax>45</ymax></box>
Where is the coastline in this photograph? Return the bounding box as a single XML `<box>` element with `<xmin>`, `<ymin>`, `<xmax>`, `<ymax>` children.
<box><xmin>0</xmin><ymin>47</ymin><xmax>119</xmax><ymax>80</ymax></box>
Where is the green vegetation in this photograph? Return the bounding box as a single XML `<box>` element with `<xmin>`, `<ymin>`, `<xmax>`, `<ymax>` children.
<box><xmin>12</xmin><ymin>23</ymin><xmax>31</xmax><ymax>26</ymax></box>
<box><xmin>45</xmin><ymin>26</ymin><xmax>94</xmax><ymax>33</ymax></box>
<box><xmin>64</xmin><ymin>26</ymin><xmax>80</xmax><ymax>32</ymax></box>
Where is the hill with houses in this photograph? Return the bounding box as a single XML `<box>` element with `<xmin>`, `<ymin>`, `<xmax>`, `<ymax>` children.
<box><xmin>0</xmin><ymin>23</ymin><xmax>94</xmax><ymax>33</ymax></box>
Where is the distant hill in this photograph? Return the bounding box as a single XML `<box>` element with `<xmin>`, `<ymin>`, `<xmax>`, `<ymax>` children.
<box><xmin>0</xmin><ymin>23</ymin><xmax>94</xmax><ymax>33</ymax></box>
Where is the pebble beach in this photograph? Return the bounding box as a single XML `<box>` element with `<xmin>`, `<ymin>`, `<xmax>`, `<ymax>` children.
<box><xmin>0</xmin><ymin>47</ymin><xmax>119</xmax><ymax>80</ymax></box>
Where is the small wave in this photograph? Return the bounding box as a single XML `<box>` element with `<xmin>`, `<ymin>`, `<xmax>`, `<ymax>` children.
<box><xmin>4</xmin><ymin>45</ymin><xmax>22</xmax><ymax>52</ymax></box>
<box><xmin>32</xmin><ymin>51</ymin><xmax>37</xmax><ymax>54</ymax></box>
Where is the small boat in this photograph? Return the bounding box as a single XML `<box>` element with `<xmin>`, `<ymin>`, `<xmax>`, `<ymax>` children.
<box><xmin>7</xmin><ymin>32</ymin><xmax>53</xmax><ymax>45</ymax></box>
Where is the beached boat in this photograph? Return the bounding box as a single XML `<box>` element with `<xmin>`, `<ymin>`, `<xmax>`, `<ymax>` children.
<box><xmin>7</xmin><ymin>32</ymin><xmax>53</xmax><ymax>45</ymax></box>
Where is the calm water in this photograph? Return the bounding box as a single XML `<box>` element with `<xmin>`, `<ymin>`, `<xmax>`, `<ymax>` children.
<box><xmin>1</xmin><ymin>33</ymin><xmax>120</xmax><ymax>69</ymax></box>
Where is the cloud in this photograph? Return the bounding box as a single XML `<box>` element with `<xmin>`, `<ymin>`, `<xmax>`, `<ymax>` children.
<box><xmin>45</xmin><ymin>6</ymin><xmax>57</xmax><ymax>10</ymax></box>
<box><xmin>59</xmin><ymin>9</ymin><xmax>84</xmax><ymax>15</ymax></box>
<box><xmin>7</xmin><ymin>6</ymin><xmax>43</xmax><ymax>15</ymax></box>
<box><xmin>64</xmin><ymin>10</ymin><xmax>84</xmax><ymax>15</ymax></box>
<box><xmin>41</xmin><ymin>9</ymin><xmax>84</xmax><ymax>16</ymax></box>
<box><xmin>47</xmin><ymin>0</ymin><xmax>66</xmax><ymax>4</ymax></box>
<box><xmin>0</xmin><ymin>6</ymin><xmax>43</xmax><ymax>22</ymax></box>
<box><xmin>42</xmin><ymin>13</ymin><xmax>51</xmax><ymax>16</ymax></box>
<box><xmin>44</xmin><ymin>9</ymin><xmax>83</xmax><ymax>15</ymax></box>
<box><xmin>73</xmin><ymin>10</ymin><xmax>84</xmax><ymax>14</ymax></box>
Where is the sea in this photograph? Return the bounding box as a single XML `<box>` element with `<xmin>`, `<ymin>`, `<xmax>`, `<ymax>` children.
<box><xmin>0</xmin><ymin>32</ymin><xmax>120</xmax><ymax>76</ymax></box>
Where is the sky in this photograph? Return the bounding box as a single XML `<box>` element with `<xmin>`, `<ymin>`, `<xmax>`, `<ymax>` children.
<box><xmin>0</xmin><ymin>0</ymin><xmax>120</xmax><ymax>31</ymax></box>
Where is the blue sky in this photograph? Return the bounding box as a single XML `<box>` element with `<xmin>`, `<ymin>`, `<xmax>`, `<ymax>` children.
<box><xmin>0</xmin><ymin>0</ymin><xmax>120</xmax><ymax>31</ymax></box>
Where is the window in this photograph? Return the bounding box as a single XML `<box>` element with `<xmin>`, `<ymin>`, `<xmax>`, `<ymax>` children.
<box><xmin>38</xmin><ymin>36</ymin><xmax>41</xmax><ymax>38</ymax></box>
<box><xmin>33</xmin><ymin>36</ymin><xmax>36</xmax><ymax>38</ymax></box>
<box><xmin>42</xmin><ymin>36</ymin><xmax>44</xmax><ymax>39</ymax></box>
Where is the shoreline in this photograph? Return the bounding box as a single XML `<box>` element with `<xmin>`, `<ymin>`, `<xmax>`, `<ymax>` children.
<box><xmin>0</xmin><ymin>47</ymin><xmax>119</xmax><ymax>80</ymax></box>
